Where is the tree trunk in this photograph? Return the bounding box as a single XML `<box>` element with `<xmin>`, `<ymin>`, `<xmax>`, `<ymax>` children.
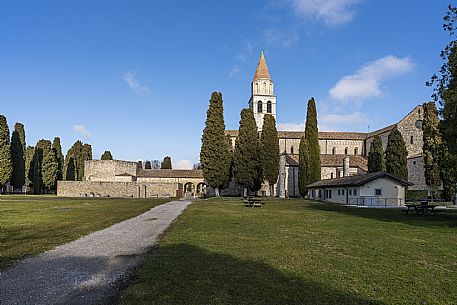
<box><xmin>215</xmin><ymin>187</ymin><xmax>220</xmax><ymax>197</ymax></box>
<box><xmin>269</xmin><ymin>184</ymin><xmax>274</xmax><ymax>197</ymax></box>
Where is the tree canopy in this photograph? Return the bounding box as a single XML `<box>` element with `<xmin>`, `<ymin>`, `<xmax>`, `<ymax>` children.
<box><xmin>161</xmin><ymin>156</ymin><xmax>172</xmax><ymax>169</ymax></box>
<box><xmin>368</xmin><ymin>135</ymin><xmax>385</xmax><ymax>173</ymax></box>
<box><xmin>260</xmin><ymin>114</ymin><xmax>279</xmax><ymax>196</ymax></box>
<box><xmin>0</xmin><ymin>115</ymin><xmax>12</xmax><ymax>189</ymax></box>
<box><xmin>11</xmin><ymin>123</ymin><xmax>26</xmax><ymax>189</ymax></box>
<box><xmin>101</xmin><ymin>150</ymin><xmax>113</xmax><ymax>160</ymax></box>
<box><xmin>385</xmin><ymin>128</ymin><xmax>408</xmax><ymax>180</ymax></box>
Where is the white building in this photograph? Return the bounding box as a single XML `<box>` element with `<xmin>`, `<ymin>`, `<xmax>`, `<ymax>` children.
<box><xmin>307</xmin><ymin>172</ymin><xmax>413</xmax><ymax>206</ymax></box>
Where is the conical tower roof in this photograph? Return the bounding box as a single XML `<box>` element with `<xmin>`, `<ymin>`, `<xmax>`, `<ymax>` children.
<box><xmin>253</xmin><ymin>51</ymin><xmax>271</xmax><ymax>80</ymax></box>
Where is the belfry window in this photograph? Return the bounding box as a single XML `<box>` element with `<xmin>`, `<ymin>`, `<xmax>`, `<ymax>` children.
<box><xmin>354</xmin><ymin>147</ymin><xmax>358</xmax><ymax>155</ymax></box>
<box><xmin>345</xmin><ymin>147</ymin><xmax>348</xmax><ymax>155</ymax></box>
<box><xmin>410</xmin><ymin>136</ymin><xmax>414</xmax><ymax>144</ymax></box>
<box><xmin>257</xmin><ymin>101</ymin><xmax>263</xmax><ymax>113</ymax></box>
<box><xmin>332</xmin><ymin>147</ymin><xmax>336</xmax><ymax>155</ymax></box>
<box><xmin>255</xmin><ymin>82</ymin><xmax>259</xmax><ymax>93</ymax></box>
<box><xmin>267</xmin><ymin>101</ymin><xmax>272</xmax><ymax>113</ymax></box>
<box><xmin>263</xmin><ymin>82</ymin><xmax>266</xmax><ymax>92</ymax></box>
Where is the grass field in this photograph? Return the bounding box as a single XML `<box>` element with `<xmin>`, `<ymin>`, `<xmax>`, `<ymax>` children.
<box><xmin>116</xmin><ymin>198</ymin><xmax>457</xmax><ymax>305</ymax></box>
<box><xmin>0</xmin><ymin>195</ymin><xmax>169</xmax><ymax>270</ymax></box>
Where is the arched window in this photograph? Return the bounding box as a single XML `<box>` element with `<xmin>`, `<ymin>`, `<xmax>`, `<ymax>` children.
<box><xmin>267</xmin><ymin>101</ymin><xmax>272</xmax><ymax>113</ymax></box>
<box><xmin>257</xmin><ymin>101</ymin><xmax>263</xmax><ymax>113</ymax></box>
<box><xmin>344</xmin><ymin>147</ymin><xmax>348</xmax><ymax>155</ymax></box>
<box><xmin>354</xmin><ymin>147</ymin><xmax>358</xmax><ymax>155</ymax></box>
<box><xmin>291</xmin><ymin>146</ymin><xmax>294</xmax><ymax>154</ymax></box>
<box><xmin>269</xmin><ymin>83</ymin><xmax>272</xmax><ymax>94</ymax></box>
<box><xmin>332</xmin><ymin>147</ymin><xmax>336</xmax><ymax>155</ymax></box>
<box><xmin>410</xmin><ymin>136</ymin><xmax>414</xmax><ymax>144</ymax></box>
<box><xmin>255</xmin><ymin>82</ymin><xmax>259</xmax><ymax>93</ymax></box>
<box><xmin>263</xmin><ymin>82</ymin><xmax>266</xmax><ymax>92</ymax></box>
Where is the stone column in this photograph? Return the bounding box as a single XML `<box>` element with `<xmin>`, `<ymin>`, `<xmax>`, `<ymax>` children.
<box><xmin>279</xmin><ymin>154</ymin><xmax>286</xmax><ymax>198</ymax></box>
<box><xmin>343</xmin><ymin>156</ymin><xmax>350</xmax><ymax>177</ymax></box>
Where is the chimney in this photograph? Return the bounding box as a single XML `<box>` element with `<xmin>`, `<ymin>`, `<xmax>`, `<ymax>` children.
<box><xmin>343</xmin><ymin>156</ymin><xmax>350</xmax><ymax>177</ymax></box>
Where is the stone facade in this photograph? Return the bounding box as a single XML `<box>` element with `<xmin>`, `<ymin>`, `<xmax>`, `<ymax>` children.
<box><xmin>224</xmin><ymin>52</ymin><xmax>427</xmax><ymax>197</ymax></box>
<box><xmin>57</xmin><ymin>160</ymin><xmax>205</xmax><ymax>198</ymax></box>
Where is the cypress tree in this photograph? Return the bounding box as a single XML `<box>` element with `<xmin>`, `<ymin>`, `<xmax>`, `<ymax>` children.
<box><xmin>25</xmin><ymin>146</ymin><xmax>34</xmax><ymax>189</ymax></box>
<box><xmin>368</xmin><ymin>135</ymin><xmax>385</xmax><ymax>172</ymax></box>
<box><xmin>0</xmin><ymin>115</ymin><xmax>13</xmax><ymax>191</ymax></box>
<box><xmin>52</xmin><ymin>137</ymin><xmax>64</xmax><ymax>182</ymax></box>
<box><xmin>422</xmin><ymin>102</ymin><xmax>442</xmax><ymax>197</ymax></box>
<box><xmin>11</xmin><ymin>123</ymin><xmax>26</xmax><ymax>190</ymax></box>
<box><xmin>41</xmin><ymin>140</ymin><xmax>58</xmax><ymax>192</ymax></box>
<box><xmin>79</xmin><ymin>144</ymin><xmax>92</xmax><ymax>180</ymax></box>
<box><xmin>260</xmin><ymin>114</ymin><xmax>279</xmax><ymax>196</ymax></box>
<box><xmin>64</xmin><ymin>140</ymin><xmax>83</xmax><ymax>181</ymax></box>
<box><xmin>200</xmin><ymin>92</ymin><xmax>232</xmax><ymax>196</ymax></box>
<box><xmin>298</xmin><ymin>136</ymin><xmax>309</xmax><ymax>197</ymax></box>
<box><xmin>385</xmin><ymin>128</ymin><xmax>408</xmax><ymax>180</ymax></box>
<box><xmin>32</xmin><ymin>140</ymin><xmax>48</xmax><ymax>194</ymax></box>
<box><xmin>161</xmin><ymin>156</ymin><xmax>172</xmax><ymax>169</ymax></box>
<box><xmin>101</xmin><ymin>150</ymin><xmax>113</xmax><ymax>160</ymax></box>
<box><xmin>145</xmin><ymin>160</ymin><xmax>152</xmax><ymax>169</ymax></box>
<box><xmin>298</xmin><ymin>98</ymin><xmax>321</xmax><ymax>197</ymax></box>
<box><xmin>234</xmin><ymin>108</ymin><xmax>259</xmax><ymax>196</ymax></box>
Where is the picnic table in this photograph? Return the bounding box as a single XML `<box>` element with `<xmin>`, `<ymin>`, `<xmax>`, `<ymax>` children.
<box><xmin>242</xmin><ymin>197</ymin><xmax>263</xmax><ymax>207</ymax></box>
<box><xmin>403</xmin><ymin>202</ymin><xmax>441</xmax><ymax>216</ymax></box>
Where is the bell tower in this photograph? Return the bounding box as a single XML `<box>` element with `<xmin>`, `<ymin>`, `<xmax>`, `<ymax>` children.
<box><xmin>249</xmin><ymin>51</ymin><xmax>276</xmax><ymax>131</ymax></box>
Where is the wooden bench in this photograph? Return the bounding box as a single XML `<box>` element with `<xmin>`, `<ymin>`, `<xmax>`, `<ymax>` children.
<box><xmin>242</xmin><ymin>197</ymin><xmax>263</xmax><ymax>207</ymax></box>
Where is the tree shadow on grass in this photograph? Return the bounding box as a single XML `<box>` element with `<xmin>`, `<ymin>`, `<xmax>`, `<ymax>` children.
<box><xmin>114</xmin><ymin>244</ymin><xmax>384</xmax><ymax>305</ymax></box>
<box><xmin>305</xmin><ymin>201</ymin><xmax>457</xmax><ymax>228</ymax></box>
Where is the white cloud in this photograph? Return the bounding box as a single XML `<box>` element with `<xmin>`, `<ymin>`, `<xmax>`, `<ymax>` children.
<box><xmin>174</xmin><ymin>159</ymin><xmax>193</xmax><ymax>170</ymax></box>
<box><xmin>329</xmin><ymin>55</ymin><xmax>414</xmax><ymax>102</ymax></box>
<box><xmin>290</xmin><ymin>0</ymin><xmax>361</xmax><ymax>25</ymax></box>
<box><xmin>264</xmin><ymin>27</ymin><xmax>299</xmax><ymax>48</ymax></box>
<box><xmin>279</xmin><ymin>112</ymin><xmax>369</xmax><ymax>132</ymax></box>
<box><xmin>236</xmin><ymin>43</ymin><xmax>254</xmax><ymax>62</ymax></box>
<box><xmin>73</xmin><ymin>125</ymin><xmax>91</xmax><ymax>138</ymax></box>
<box><xmin>277</xmin><ymin>122</ymin><xmax>305</xmax><ymax>131</ymax></box>
<box><xmin>228</xmin><ymin>65</ymin><xmax>240</xmax><ymax>78</ymax></box>
<box><xmin>319</xmin><ymin>111</ymin><xmax>369</xmax><ymax>131</ymax></box>
<box><xmin>122</xmin><ymin>71</ymin><xmax>150</xmax><ymax>94</ymax></box>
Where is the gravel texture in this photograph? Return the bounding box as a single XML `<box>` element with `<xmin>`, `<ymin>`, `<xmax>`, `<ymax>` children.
<box><xmin>0</xmin><ymin>199</ymin><xmax>191</xmax><ymax>305</ymax></box>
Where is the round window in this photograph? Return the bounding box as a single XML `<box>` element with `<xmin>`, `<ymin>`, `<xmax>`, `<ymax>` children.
<box><xmin>415</xmin><ymin>120</ymin><xmax>423</xmax><ymax>129</ymax></box>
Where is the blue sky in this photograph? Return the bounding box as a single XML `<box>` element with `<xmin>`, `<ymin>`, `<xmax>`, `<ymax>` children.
<box><xmin>0</xmin><ymin>0</ymin><xmax>451</xmax><ymax>168</ymax></box>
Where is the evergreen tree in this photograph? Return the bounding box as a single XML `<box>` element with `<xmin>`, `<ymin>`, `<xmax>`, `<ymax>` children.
<box><xmin>52</xmin><ymin>137</ymin><xmax>64</xmax><ymax>182</ymax></box>
<box><xmin>0</xmin><ymin>115</ymin><xmax>13</xmax><ymax>191</ymax></box>
<box><xmin>64</xmin><ymin>141</ymin><xmax>81</xmax><ymax>181</ymax></box>
<box><xmin>137</xmin><ymin>160</ymin><xmax>143</xmax><ymax>170</ymax></box>
<box><xmin>11</xmin><ymin>123</ymin><xmax>26</xmax><ymax>190</ymax></box>
<box><xmin>234</xmin><ymin>108</ymin><xmax>259</xmax><ymax>196</ymax></box>
<box><xmin>298</xmin><ymin>98</ymin><xmax>321</xmax><ymax>197</ymax></box>
<box><xmin>32</xmin><ymin>140</ymin><xmax>48</xmax><ymax>194</ymax></box>
<box><xmin>161</xmin><ymin>156</ymin><xmax>172</xmax><ymax>169</ymax></box>
<box><xmin>422</xmin><ymin>102</ymin><xmax>442</xmax><ymax>197</ymax></box>
<box><xmin>79</xmin><ymin>144</ymin><xmax>92</xmax><ymax>180</ymax></box>
<box><xmin>145</xmin><ymin>160</ymin><xmax>152</xmax><ymax>169</ymax></box>
<box><xmin>101</xmin><ymin>150</ymin><xmax>113</xmax><ymax>160</ymax></box>
<box><xmin>385</xmin><ymin>128</ymin><xmax>408</xmax><ymax>180</ymax></box>
<box><xmin>427</xmin><ymin>5</ymin><xmax>457</xmax><ymax>202</ymax></box>
<box><xmin>260</xmin><ymin>114</ymin><xmax>279</xmax><ymax>196</ymax></box>
<box><xmin>298</xmin><ymin>136</ymin><xmax>309</xmax><ymax>197</ymax></box>
<box><xmin>25</xmin><ymin>146</ymin><xmax>34</xmax><ymax>188</ymax></box>
<box><xmin>200</xmin><ymin>92</ymin><xmax>232</xmax><ymax>196</ymax></box>
<box><xmin>368</xmin><ymin>135</ymin><xmax>385</xmax><ymax>173</ymax></box>
<box><xmin>41</xmin><ymin>140</ymin><xmax>58</xmax><ymax>192</ymax></box>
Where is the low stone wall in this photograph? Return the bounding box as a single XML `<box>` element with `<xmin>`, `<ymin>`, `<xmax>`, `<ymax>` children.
<box><xmin>57</xmin><ymin>181</ymin><xmax>179</xmax><ymax>198</ymax></box>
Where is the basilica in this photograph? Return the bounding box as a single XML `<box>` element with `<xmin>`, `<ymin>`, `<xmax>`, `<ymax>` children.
<box><xmin>224</xmin><ymin>51</ymin><xmax>426</xmax><ymax>197</ymax></box>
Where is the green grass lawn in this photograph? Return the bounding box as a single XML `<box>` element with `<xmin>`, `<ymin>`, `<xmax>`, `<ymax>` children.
<box><xmin>115</xmin><ymin>198</ymin><xmax>457</xmax><ymax>305</ymax></box>
<box><xmin>0</xmin><ymin>195</ymin><xmax>169</xmax><ymax>270</ymax></box>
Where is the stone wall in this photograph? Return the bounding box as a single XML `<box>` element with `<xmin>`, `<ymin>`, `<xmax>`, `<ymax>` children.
<box><xmin>85</xmin><ymin>160</ymin><xmax>138</xmax><ymax>182</ymax></box>
<box><xmin>407</xmin><ymin>156</ymin><xmax>427</xmax><ymax>190</ymax></box>
<box><xmin>57</xmin><ymin>181</ymin><xmax>178</xmax><ymax>198</ymax></box>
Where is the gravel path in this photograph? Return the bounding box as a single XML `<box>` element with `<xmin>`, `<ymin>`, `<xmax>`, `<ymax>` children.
<box><xmin>0</xmin><ymin>199</ymin><xmax>191</xmax><ymax>305</ymax></box>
